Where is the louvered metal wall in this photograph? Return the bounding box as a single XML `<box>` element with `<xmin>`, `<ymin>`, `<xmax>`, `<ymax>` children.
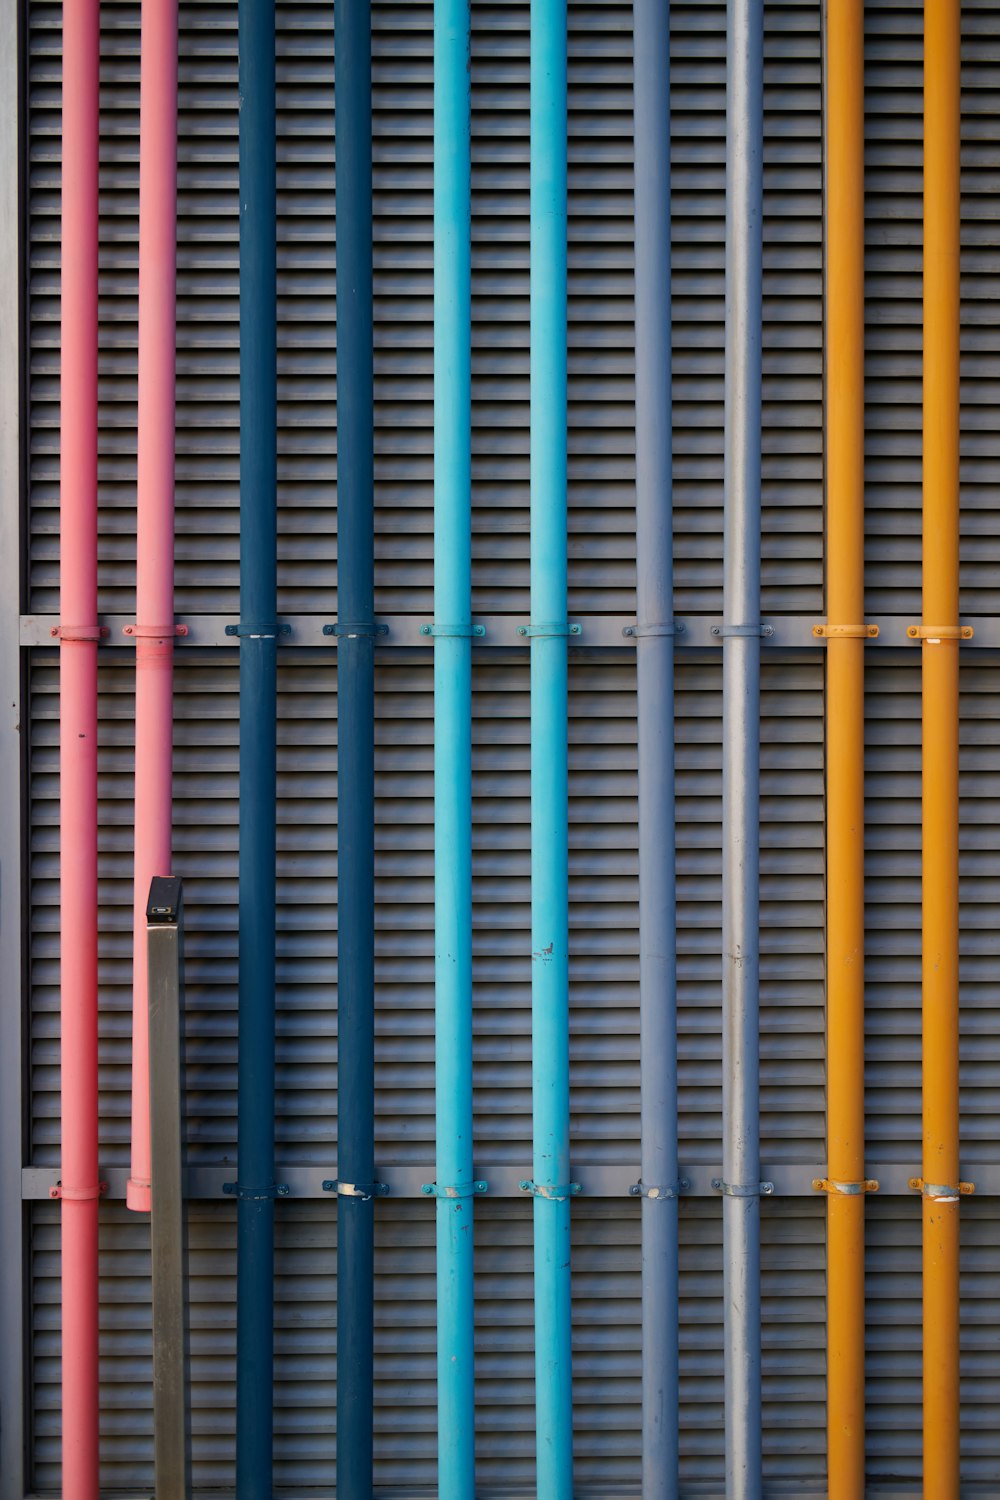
<box><xmin>10</xmin><ymin>0</ymin><xmax>1000</xmax><ymax>1494</ymax></box>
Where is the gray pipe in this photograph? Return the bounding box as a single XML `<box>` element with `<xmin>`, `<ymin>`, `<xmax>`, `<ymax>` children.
<box><xmin>721</xmin><ymin>1</ymin><xmax>763</xmax><ymax>1496</ymax></box>
<box><xmin>632</xmin><ymin>4</ymin><xmax>678</xmax><ymax>1496</ymax></box>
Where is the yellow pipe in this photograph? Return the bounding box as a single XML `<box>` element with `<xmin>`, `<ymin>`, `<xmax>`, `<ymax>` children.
<box><xmin>922</xmin><ymin>4</ymin><xmax>962</xmax><ymax>1496</ymax></box>
<box><xmin>823</xmin><ymin>4</ymin><xmax>867</xmax><ymax>1495</ymax></box>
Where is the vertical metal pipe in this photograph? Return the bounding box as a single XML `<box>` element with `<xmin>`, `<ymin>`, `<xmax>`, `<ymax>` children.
<box><xmin>333</xmin><ymin>3</ymin><xmax>377</xmax><ymax>1496</ymax></box>
<box><xmin>529</xmin><ymin>3</ymin><xmax>573</xmax><ymax>1494</ymax></box>
<box><xmin>632</xmin><ymin>4</ymin><xmax>678</xmax><ymax>1495</ymax></box>
<box><xmin>823</xmin><ymin>3</ymin><xmax>868</xmax><ymax>1495</ymax></box>
<box><xmin>722</xmin><ymin>1</ymin><xmax>763</xmax><ymax>1496</ymax></box>
<box><xmin>235</xmin><ymin>1</ymin><xmax>278</xmax><ymax>1492</ymax></box>
<box><xmin>432</xmin><ymin>2</ymin><xmax>476</xmax><ymax>1494</ymax></box>
<box><xmin>127</xmin><ymin>0</ymin><xmax>180</xmax><ymax>1217</ymax></box>
<box><xmin>147</xmin><ymin>876</ymin><xmax>190</xmax><ymax>1500</ymax></box>
<box><xmin>58</xmin><ymin>1</ymin><xmax>102</xmax><ymax>1493</ymax></box>
<box><xmin>921</xmin><ymin>5</ymin><xmax>962</xmax><ymax>1495</ymax></box>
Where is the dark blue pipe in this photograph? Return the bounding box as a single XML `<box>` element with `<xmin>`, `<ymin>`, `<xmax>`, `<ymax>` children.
<box><xmin>235</xmin><ymin>0</ymin><xmax>278</xmax><ymax>1493</ymax></box>
<box><xmin>333</xmin><ymin>2</ymin><xmax>377</xmax><ymax>1495</ymax></box>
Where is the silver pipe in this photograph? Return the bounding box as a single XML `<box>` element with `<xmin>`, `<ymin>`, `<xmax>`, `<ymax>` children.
<box><xmin>722</xmin><ymin>0</ymin><xmax>764</xmax><ymax>1496</ymax></box>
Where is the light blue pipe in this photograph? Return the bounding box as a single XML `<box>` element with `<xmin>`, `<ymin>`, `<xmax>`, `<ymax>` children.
<box><xmin>432</xmin><ymin>2</ymin><xmax>476</xmax><ymax>1496</ymax></box>
<box><xmin>528</xmin><ymin>4</ymin><xmax>573</xmax><ymax>1495</ymax></box>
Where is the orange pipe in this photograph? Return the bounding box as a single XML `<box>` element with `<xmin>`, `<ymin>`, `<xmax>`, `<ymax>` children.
<box><xmin>823</xmin><ymin>3</ymin><xmax>867</xmax><ymax>1495</ymax></box>
<box><xmin>921</xmin><ymin>5</ymin><xmax>962</xmax><ymax>1496</ymax></box>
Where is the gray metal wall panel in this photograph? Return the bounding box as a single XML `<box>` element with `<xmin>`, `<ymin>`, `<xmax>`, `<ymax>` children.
<box><xmin>19</xmin><ymin>0</ymin><xmax>1000</xmax><ymax>1495</ymax></box>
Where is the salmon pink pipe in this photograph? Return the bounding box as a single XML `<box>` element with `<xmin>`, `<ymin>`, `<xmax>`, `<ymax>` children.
<box><xmin>59</xmin><ymin>0</ymin><xmax>102</xmax><ymax>1493</ymax></box>
<box><xmin>126</xmin><ymin>0</ymin><xmax>179</xmax><ymax>1215</ymax></box>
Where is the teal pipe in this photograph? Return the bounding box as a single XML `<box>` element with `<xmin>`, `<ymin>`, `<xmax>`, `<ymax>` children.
<box><xmin>432</xmin><ymin>2</ymin><xmax>476</xmax><ymax>1495</ymax></box>
<box><xmin>529</xmin><ymin>3</ymin><xmax>573</xmax><ymax>1495</ymax></box>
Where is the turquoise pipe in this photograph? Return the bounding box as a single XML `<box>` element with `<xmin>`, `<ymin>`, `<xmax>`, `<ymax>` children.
<box><xmin>432</xmin><ymin>1</ymin><xmax>476</xmax><ymax>1495</ymax></box>
<box><xmin>529</xmin><ymin>3</ymin><xmax>573</xmax><ymax>1494</ymax></box>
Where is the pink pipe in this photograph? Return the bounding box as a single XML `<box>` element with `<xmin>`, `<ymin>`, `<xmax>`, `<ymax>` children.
<box><xmin>58</xmin><ymin>0</ymin><xmax>102</xmax><ymax>1494</ymax></box>
<box><xmin>126</xmin><ymin>0</ymin><xmax>179</xmax><ymax>1215</ymax></box>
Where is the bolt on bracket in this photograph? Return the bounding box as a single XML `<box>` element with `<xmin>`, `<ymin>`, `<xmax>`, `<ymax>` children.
<box><xmin>710</xmin><ymin>623</ymin><xmax>774</xmax><ymax>639</ymax></box>
<box><xmin>711</xmin><ymin>1178</ymin><xmax>774</xmax><ymax>1197</ymax></box>
<box><xmin>322</xmin><ymin>621</ymin><xmax>389</xmax><ymax>639</ymax></box>
<box><xmin>321</xmin><ymin>1179</ymin><xmax>389</xmax><ymax>1200</ymax></box>
<box><xmin>224</xmin><ymin>622</ymin><xmax>292</xmax><ymax>640</ymax></box>
<box><xmin>811</xmin><ymin>623</ymin><xmax>879</xmax><ymax>640</ymax></box>
<box><xmin>519</xmin><ymin>1179</ymin><xmax>581</xmax><ymax>1201</ymax></box>
<box><xmin>516</xmin><ymin>622</ymin><xmax>582</xmax><ymax>639</ymax></box>
<box><xmin>49</xmin><ymin>1180</ymin><xmax>108</xmax><ymax>1201</ymax></box>
<box><xmin>222</xmin><ymin>1181</ymin><xmax>290</xmax><ymax>1199</ymax></box>
<box><xmin>906</xmin><ymin>624</ymin><xmax>974</xmax><ymax>643</ymax></box>
<box><xmin>420</xmin><ymin>1180</ymin><xmax>488</xmax><ymax>1199</ymax></box>
<box><xmin>812</xmin><ymin>1177</ymin><xmax>879</xmax><ymax>1195</ymax></box>
<box><xmin>622</xmin><ymin>622</ymin><xmax>684</xmax><ymax>639</ymax></box>
<box><xmin>908</xmin><ymin>1177</ymin><xmax>974</xmax><ymax>1201</ymax></box>
<box><xmin>629</xmin><ymin>1179</ymin><xmax>690</xmax><ymax>1199</ymax></box>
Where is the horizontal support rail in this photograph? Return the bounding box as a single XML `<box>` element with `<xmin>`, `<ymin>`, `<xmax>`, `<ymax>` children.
<box><xmin>21</xmin><ymin>1161</ymin><xmax>1000</xmax><ymax>1201</ymax></box>
<box><xmin>20</xmin><ymin>612</ymin><xmax>1000</xmax><ymax>650</ymax></box>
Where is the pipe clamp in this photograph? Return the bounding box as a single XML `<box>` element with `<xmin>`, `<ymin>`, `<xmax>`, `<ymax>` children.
<box><xmin>122</xmin><ymin>622</ymin><xmax>189</xmax><ymax>639</ymax></box>
<box><xmin>629</xmin><ymin>1179</ymin><xmax>689</xmax><ymax>1199</ymax></box>
<box><xmin>321</xmin><ymin>1179</ymin><xmax>389</xmax><ymax>1200</ymax></box>
<box><xmin>519</xmin><ymin>1180</ymin><xmax>581</xmax><ymax>1201</ymax></box>
<box><xmin>224</xmin><ymin>622</ymin><xmax>292</xmax><ymax>640</ymax></box>
<box><xmin>812</xmin><ymin>1177</ymin><xmax>879</xmax><ymax>1195</ymax></box>
<box><xmin>323</xmin><ymin>621</ymin><xmax>389</xmax><ymax>639</ymax></box>
<box><xmin>908</xmin><ymin>1176</ymin><xmax>974</xmax><ymax>1201</ymax></box>
<box><xmin>420</xmin><ymin>1180</ymin><xmax>488</xmax><ymax>1198</ymax></box>
<box><xmin>711</xmin><ymin>1178</ymin><xmax>774</xmax><ymax>1197</ymax></box>
<box><xmin>710</xmin><ymin>624</ymin><xmax>774</xmax><ymax>639</ymax></box>
<box><xmin>222</xmin><ymin>1181</ymin><xmax>290</xmax><ymax>1200</ymax></box>
<box><xmin>516</xmin><ymin>622</ymin><xmax>582</xmax><ymax>639</ymax></box>
<box><xmin>49</xmin><ymin>1181</ymin><xmax>108</xmax><ymax>1201</ymax></box>
<box><xmin>622</xmin><ymin>622</ymin><xmax>684</xmax><ymax>639</ymax></box>
<box><xmin>812</xmin><ymin>623</ymin><xmax>879</xmax><ymax>640</ymax></box>
<box><xmin>418</xmin><ymin>623</ymin><xmax>486</xmax><ymax>638</ymax></box>
<box><xmin>49</xmin><ymin>623</ymin><xmax>109</xmax><ymax>641</ymax></box>
<box><xmin>906</xmin><ymin>625</ymin><xmax>974</xmax><ymax>642</ymax></box>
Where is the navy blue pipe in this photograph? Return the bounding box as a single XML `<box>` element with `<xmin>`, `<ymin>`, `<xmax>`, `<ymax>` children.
<box><xmin>333</xmin><ymin>2</ymin><xmax>377</xmax><ymax>1495</ymax></box>
<box><xmin>235</xmin><ymin>0</ymin><xmax>278</xmax><ymax>1493</ymax></box>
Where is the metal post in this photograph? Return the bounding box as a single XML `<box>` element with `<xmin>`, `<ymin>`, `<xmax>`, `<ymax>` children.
<box><xmin>332</xmin><ymin>3</ymin><xmax>378</xmax><ymax>1494</ymax></box>
<box><xmin>632</xmin><ymin>3</ymin><xmax>678</xmax><ymax>1495</ymax></box>
<box><xmin>234</xmin><ymin>1</ymin><xmax>279</xmax><ymax>1492</ymax></box>
<box><xmin>432</xmin><ymin>2</ymin><xmax>477</xmax><ymax>1494</ymax></box>
<box><xmin>529</xmin><ymin>3</ymin><xmax>573</xmax><ymax>1495</ymax></box>
<box><xmin>722</xmin><ymin>1</ymin><xmax>763</xmax><ymax>1495</ymax></box>
<box><xmin>148</xmin><ymin>877</ymin><xmax>190</xmax><ymax>1500</ymax></box>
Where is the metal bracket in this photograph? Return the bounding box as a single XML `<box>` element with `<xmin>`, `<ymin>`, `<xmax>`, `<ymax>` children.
<box><xmin>812</xmin><ymin>1177</ymin><xmax>879</xmax><ymax>1195</ymax></box>
<box><xmin>710</xmin><ymin>624</ymin><xmax>774</xmax><ymax>639</ymax></box>
<box><xmin>516</xmin><ymin>623</ymin><xmax>582</xmax><ymax>639</ymax></box>
<box><xmin>49</xmin><ymin>624</ymin><xmax>109</xmax><ymax>641</ymax></box>
<box><xmin>420</xmin><ymin>1180</ymin><xmax>488</xmax><ymax>1199</ymax></box>
<box><xmin>122</xmin><ymin>622</ymin><xmax>189</xmax><ymax>639</ymax></box>
<box><xmin>519</xmin><ymin>1179</ymin><xmax>581</xmax><ymax>1201</ymax></box>
<box><xmin>418</xmin><ymin>623</ymin><xmax>486</xmax><ymax>638</ymax></box>
<box><xmin>908</xmin><ymin>1176</ymin><xmax>974</xmax><ymax>1201</ymax></box>
<box><xmin>222</xmin><ymin>1181</ymin><xmax>291</xmax><ymax>1200</ymax></box>
<box><xmin>322</xmin><ymin>621</ymin><xmax>389</xmax><ymax>639</ymax></box>
<box><xmin>224</xmin><ymin>622</ymin><xmax>292</xmax><ymax>640</ymax></box>
<box><xmin>811</xmin><ymin>623</ymin><xmax>879</xmax><ymax>640</ymax></box>
<box><xmin>906</xmin><ymin>625</ymin><xmax>974</xmax><ymax>643</ymax></box>
<box><xmin>48</xmin><ymin>1180</ymin><xmax>108</xmax><ymax>1201</ymax></box>
<box><xmin>629</xmin><ymin>1179</ymin><xmax>690</xmax><ymax>1199</ymax></box>
<box><xmin>621</xmin><ymin>622</ymin><xmax>684</xmax><ymax>640</ymax></box>
<box><xmin>711</xmin><ymin>1178</ymin><xmax>774</xmax><ymax>1197</ymax></box>
<box><xmin>321</xmin><ymin>1179</ymin><xmax>389</xmax><ymax>1200</ymax></box>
